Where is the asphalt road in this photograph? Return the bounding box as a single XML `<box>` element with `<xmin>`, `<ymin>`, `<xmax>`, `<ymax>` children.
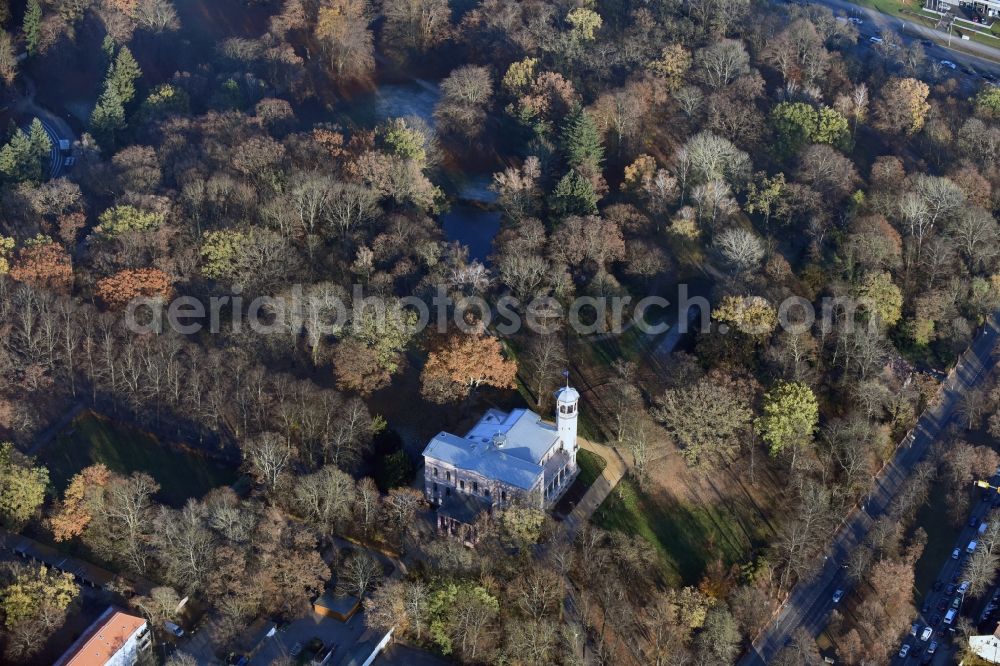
<box><xmin>738</xmin><ymin>314</ymin><xmax>1000</xmax><ymax>665</ymax></box>
<box><xmin>803</xmin><ymin>0</ymin><xmax>1000</xmax><ymax>76</ymax></box>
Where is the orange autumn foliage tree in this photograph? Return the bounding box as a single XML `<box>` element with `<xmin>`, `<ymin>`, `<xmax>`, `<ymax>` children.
<box><xmin>420</xmin><ymin>332</ymin><xmax>518</xmax><ymax>403</ymax></box>
<box><xmin>8</xmin><ymin>237</ymin><xmax>73</xmax><ymax>293</ymax></box>
<box><xmin>49</xmin><ymin>464</ymin><xmax>112</xmax><ymax>542</ymax></box>
<box><xmin>95</xmin><ymin>268</ymin><xmax>174</xmax><ymax>308</ymax></box>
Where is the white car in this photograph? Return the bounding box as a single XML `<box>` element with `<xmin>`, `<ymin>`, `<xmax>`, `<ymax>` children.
<box><xmin>849</xmin><ymin>16</ymin><xmax>863</xmax><ymax>24</ymax></box>
<box><xmin>869</xmin><ymin>35</ymin><xmax>884</xmax><ymax>44</ymax></box>
<box><xmin>940</xmin><ymin>60</ymin><xmax>957</xmax><ymax>69</ymax></box>
<box><xmin>920</xmin><ymin>626</ymin><xmax>932</xmax><ymax>641</ymax></box>
<box><xmin>952</xmin><ymin>547</ymin><xmax>961</xmax><ymax>559</ymax></box>
<box><xmin>959</xmin><ymin>580</ymin><xmax>971</xmax><ymax>595</ymax></box>
<box><xmin>832</xmin><ymin>589</ymin><xmax>844</xmax><ymax>603</ymax></box>
<box><xmin>899</xmin><ymin>644</ymin><xmax>910</xmax><ymax>658</ymax></box>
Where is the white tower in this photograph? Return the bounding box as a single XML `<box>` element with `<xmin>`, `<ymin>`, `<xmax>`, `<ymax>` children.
<box><xmin>555</xmin><ymin>385</ymin><xmax>580</xmax><ymax>467</ymax></box>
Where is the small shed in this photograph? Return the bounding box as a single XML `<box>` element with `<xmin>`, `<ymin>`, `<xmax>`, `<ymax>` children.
<box><xmin>313</xmin><ymin>590</ymin><xmax>360</xmax><ymax>622</ymax></box>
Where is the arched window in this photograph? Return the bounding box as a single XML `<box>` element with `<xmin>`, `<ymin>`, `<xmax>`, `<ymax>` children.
<box><xmin>446</xmin><ymin>471</ymin><xmax>451</xmax><ymax>482</ymax></box>
<box><xmin>460</xmin><ymin>480</ymin><xmax>465</xmax><ymax>491</ymax></box>
<box><xmin>473</xmin><ymin>481</ymin><xmax>479</xmax><ymax>493</ymax></box>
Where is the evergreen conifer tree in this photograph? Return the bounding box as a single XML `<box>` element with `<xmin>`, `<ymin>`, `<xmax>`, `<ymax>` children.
<box><xmin>23</xmin><ymin>0</ymin><xmax>41</xmax><ymax>57</ymax></box>
<box><xmin>561</xmin><ymin>109</ymin><xmax>603</xmax><ymax>171</ymax></box>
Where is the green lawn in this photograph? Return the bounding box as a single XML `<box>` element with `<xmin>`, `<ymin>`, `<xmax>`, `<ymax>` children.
<box><xmin>42</xmin><ymin>411</ymin><xmax>238</xmax><ymax>507</ymax></box>
<box><xmin>594</xmin><ymin>477</ymin><xmax>768</xmax><ymax>587</ymax></box>
<box><xmin>577</xmin><ymin>449</ymin><xmax>607</xmax><ymax>488</ymax></box>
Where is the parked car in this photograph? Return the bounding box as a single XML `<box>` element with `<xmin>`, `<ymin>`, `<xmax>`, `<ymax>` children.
<box><xmin>937</xmin><ymin>599</ymin><xmax>949</xmax><ymax>612</ymax></box>
<box><xmin>869</xmin><ymin>35</ymin><xmax>884</xmax><ymax>44</ymax></box>
<box><xmin>849</xmin><ymin>16</ymin><xmax>863</xmax><ymax>23</ymax></box>
<box><xmin>832</xmin><ymin>589</ymin><xmax>844</xmax><ymax>603</ymax></box>
<box><xmin>921</xmin><ymin>600</ymin><xmax>931</xmax><ymax>613</ymax></box>
<box><xmin>920</xmin><ymin>626</ymin><xmax>932</xmax><ymax>641</ymax></box>
<box><xmin>290</xmin><ymin>643</ymin><xmax>304</xmax><ymax>658</ymax></box>
<box><xmin>945</xmin><ymin>609</ymin><xmax>957</xmax><ymax>625</ymax></box>
<box><xmin>163</xmin><ymin>620</ymin><xmax>184</xmax><ymax>637</ymax></box>
<box><xmin>952</xmin><ymin>548</ymin><xmax>961</xmax><ymax>559</ymax></box>
<box><xmin>899</xmin><ymin>643</ymin><xmax>911</xmax><ymax>658</ymax></box>
<box><xmin>930</xmin><ymin>614</ymin><xmax>941</xmax><ymax>626</ymax></box>
<box><xmin>946</xmin><ymin>584</ymin><xmax>956</xmax><ymax>596</ymax></box>
<box><xmin>980</xmin><ymin>522</ymin><xmax>989</xmax><ymax>534</ymax></box>
<box><xmin>928</xmin><ymin>640</ymin><xmax>938</xmax><ymax>654</ymax></box>
<box><xmin>960</xmin><ymin>580</ymin><xmax>971</xmax><ymax>595</ymax></box>
<box><xmin>941</xmin><ymin>60</ymin><xmax>958</xmax><ymax>69</ymax></box>
<box><xmin>952</xmin><ymin>596</ymin><xmax>962</xmax><ymax>609</ymax></box>
<box><xmin>970</xmin><ymin>516</ymin><xmax>980</xmax><ymax>528</ymax></box>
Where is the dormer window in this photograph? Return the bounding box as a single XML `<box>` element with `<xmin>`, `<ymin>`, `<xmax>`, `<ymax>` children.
<box><xmin>433</xmin><ymin>467</ymin><xmax>438</xmax><ymax>477</ymax></box>
<box><xmin>473</xmin><ymin>481</ymin><xmax>479</xmax><ymax>493</ymax></box>
<box><xmin>446</xmin><ymin>471</ymin><xmax>451</xmax><ymax>482</ymax></box>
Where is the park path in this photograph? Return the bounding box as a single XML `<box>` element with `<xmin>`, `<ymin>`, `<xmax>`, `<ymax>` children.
<box><xmin>25</xmin><ymin>400</ymin><xmax>86</xmax><ymax>456</ymax></box>
<box><xmin>562</xmin><ymin>438</ymin><xmax>630</xmax><ymax>538</ymax></box>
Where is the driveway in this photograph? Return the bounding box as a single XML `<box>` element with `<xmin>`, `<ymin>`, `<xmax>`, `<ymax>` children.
<box><xmin>13</xmin><ymin>73</ymin><xmax>75</xmax><ymax>179</ymax></box>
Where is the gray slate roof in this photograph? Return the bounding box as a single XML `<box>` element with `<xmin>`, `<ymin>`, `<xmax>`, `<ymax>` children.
<box><xmin>423</xmin><ymin>408</ymin><xmax>564</xmax><ymax>490</ymax></box>
<box><xmin>423</xmin><ymin>431</ymin><xmax>543</xmax><ymax>490</ymax></box>
<box><xmin>464</xmin><ymin>408</ymin><xmax>559</xmax><ymax>464</ymax></box>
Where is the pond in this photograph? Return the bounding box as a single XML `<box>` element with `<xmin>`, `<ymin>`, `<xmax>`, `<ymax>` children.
<box><xmin>329</xmin><ymin>80</ymin><xmax>503</xmax><ymax>263</ymax></box>
<box><xmin>439</xmin><ymin>173</ymin><xmax>501</xmax><ymax>263</ymax></box>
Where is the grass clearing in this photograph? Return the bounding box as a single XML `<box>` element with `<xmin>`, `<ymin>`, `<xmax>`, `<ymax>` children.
<box><xmin>577</xmin><ymin>449</ymin><xmax>607</xmax><ymax>488</ymax></box>
<box><xmin>593</xmin><ymin>476</ymin><xmax>771</xmax><ymax>587</ymax></box>
<box><xmin>42</xmin><ymin>411</ymin><xmax>238</xmax><ymax>507</ymax></box>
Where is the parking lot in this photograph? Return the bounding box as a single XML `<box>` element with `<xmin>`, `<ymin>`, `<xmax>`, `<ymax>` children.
<box><xmin>249</xmin><ymin>610</ymin><xmax>369</xmax><ymax>665</ymax></box>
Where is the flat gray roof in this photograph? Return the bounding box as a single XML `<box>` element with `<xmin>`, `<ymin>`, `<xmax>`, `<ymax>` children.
<box><xmin>423</xmin><ymin>431</ymin><xmax>543</xmax><ymax>490</ymax></box>
<box><xmin>464</xmin><ymin>408</ymin><xmax>559</xmax><ymax>464</ymax></box>
<box><xmin>422</xmin><ymin>407</ymin><xmax>563</xmax><ymax>490</ymax></box>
